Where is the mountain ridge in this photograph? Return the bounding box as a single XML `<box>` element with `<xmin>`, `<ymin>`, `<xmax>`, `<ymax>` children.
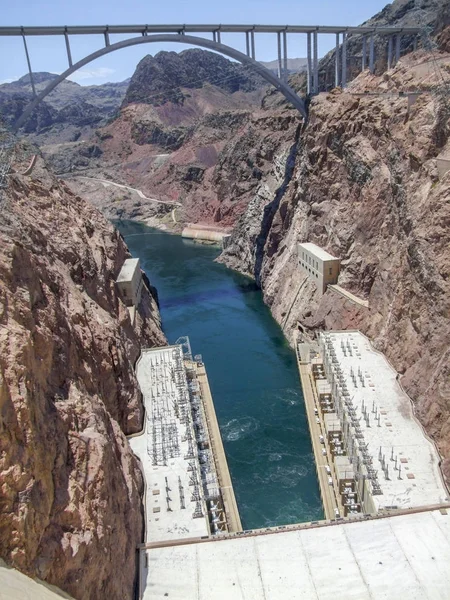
<box><xmin>0</xmin><ymin>73</ymin><xmax>130</xmax><ymax>140</ymax></box>
<box><xmin>123</xmin><ymin>48</ymin><xmax>266</xmax><ymax>107</ymax></box>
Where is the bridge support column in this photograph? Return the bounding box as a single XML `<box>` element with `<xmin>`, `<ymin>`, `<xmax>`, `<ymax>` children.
<box><xmin>335</xmin><ymin>33</ymin><xmax>340</xmax><ymax>87</ymax></box>
<box><xmin>104</xmin><ymin>29</ymin><xmax>110</xmax><ymax>47</ymax></box>
<box><xmin>413</xmin><ymin>35</ymin><xmax>418</xmax><ymax>51</ymax></box>
<box><xmin>341</xmin><ymin>32</ymin><xmax>347</xmax><ymax>88</ymax></box>
<box><xmin>369</xmin><ymin>33</ymin><xmax>375</xmax><ymax>74</ymax></box>
<box><xmin>313</xmin><ymin>30</ymin><xmax>318</xmax><ymax>94</ymax></box>
<box><xmin>277</xmin><ymin>32</ymin><xmax>282</xmax><ymax>79</ymax></box>
<box><xmin>213</xmin><ymin>31</ymin><xmax>217</xmax><ymax>43</ymax></box>
<box><xmin>21</xmin><ymin>33</ymin><xmax>36</xmax><ymax>97</ymax></box>
<box><xmin>217</xmin><ymin>30</ymin><xmax>221</xmax><ymax>44</ymax></box>
<box><xmin>307</xmin><ymin>32</ymin><xmax>312</xmax><ymax>95</ymax></box>
<box><xmin>64</xmin><ymin>30</ymin><xmax>73</xmax><ymax>68</ymax></box>
<box><xmin>395</xmin><ymin>33</ymin><xmax>401</xmax><ymax>64</ymax></box>
<box><xmin>245</xmin><ymin>31</ymin><xmax>250</xmax><ymax>57</ymax></box>
<box><xmin>362</xmin><ymin>35</ymin><xmax>367</xmax><ymax>71</ymax></box>
<box><xmin>250</xmin><ymin>31</ymin><xmax>255</xmax><ymax>59</ymax></box>
<box><xmin>387</xmin><ymin>35</ymin><xmax>393</xmax><ymax>69</ymax></box>
<box><xmin>282</xmin><ymin>31</ymin><xmax>288</xmax><ymax>82</ymax></box>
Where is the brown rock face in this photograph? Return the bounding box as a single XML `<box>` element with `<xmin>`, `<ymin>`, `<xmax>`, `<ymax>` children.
<box><xmin>220</xmin><ymin>50</ymin><xmax>450</xmax><ymax>483</ymax></box>
<box><xmin>86</xmin><ymin>105</ymin><xmax>299</xmax><ymax>229</ymax></box>
<box><xmin>0</xmin><ymin>147</ymin><xmax>165</xmax><ymax>599</ymax></box>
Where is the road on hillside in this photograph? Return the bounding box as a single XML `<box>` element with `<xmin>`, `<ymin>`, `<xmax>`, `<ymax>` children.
<box><xmin>70</xmin><ymin>175</ymin><xmax>182</xmax><ymax>207</ymax></box>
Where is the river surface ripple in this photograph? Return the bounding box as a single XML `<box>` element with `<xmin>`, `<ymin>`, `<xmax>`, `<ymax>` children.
<box><xmin>117</xmin><ymin>221</ymin><xmax>323</xmax><ymax>528</ymax></box>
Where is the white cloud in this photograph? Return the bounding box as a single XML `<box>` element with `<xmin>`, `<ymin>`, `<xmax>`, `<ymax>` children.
<box><xmin>68</xmin><ymin>67</ymin><xmax>115</xmax><ymax>83</ymax></box>
<box><xmin>0</xmin><ymin>76</ymin><xmax>19</xmax><ymax>84</ymax></box>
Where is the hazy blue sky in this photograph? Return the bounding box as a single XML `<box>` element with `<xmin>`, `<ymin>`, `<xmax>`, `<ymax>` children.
<box><xmin>1</xmin><ymin>0</ymin><xmax>392</xmax><ymax>85</ymax></box>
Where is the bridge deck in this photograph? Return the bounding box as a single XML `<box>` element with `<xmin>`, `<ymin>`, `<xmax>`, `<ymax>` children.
<box><xmin>0</xmin><ymin>24</ymin><xmax>422</xmax><ymax>36</ymax></box>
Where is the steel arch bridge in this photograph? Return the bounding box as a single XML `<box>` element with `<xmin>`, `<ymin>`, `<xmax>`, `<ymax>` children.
<box><xmin>0</xmin><ymin>24</ymin><xmax>421</xmax><ymax>129</ymax></box>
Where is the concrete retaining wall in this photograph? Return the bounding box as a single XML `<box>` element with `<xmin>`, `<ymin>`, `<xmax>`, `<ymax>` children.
<box><xmin>182</xmin><ymin>227</ymin><xmax>230</xmax><ymax>246</ymax></box>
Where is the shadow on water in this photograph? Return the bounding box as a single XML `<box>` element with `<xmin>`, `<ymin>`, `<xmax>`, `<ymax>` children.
<box><xmin>116</xmin><ymin>220</ymin><xmax>323</xmax><ymax>528</ymax></box>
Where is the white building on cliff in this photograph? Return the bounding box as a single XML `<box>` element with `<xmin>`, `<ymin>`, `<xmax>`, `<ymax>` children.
<box><xmin>116</xmin><ymin>257</ymin><xmax>144</xmax><ymax>307</ymax></box>
<box><xmin>298</xmin><ymin>242</ymin><xmax>340</xmax><ymax>294</ymax></box>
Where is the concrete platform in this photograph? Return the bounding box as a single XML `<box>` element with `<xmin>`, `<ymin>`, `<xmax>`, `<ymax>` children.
<box><xmin>295</xmin><ymin>338</ymin><xmax>336</xmax><ymax>520</ymax></box>
<box><xmin>0</xmin><ymin>560</ymin><xmax>74</xmax><ymax>600</ymax></box>
<box><xmin>129</xmin><ymin>347</ymin><xmax>210</xmax><ymax>543</ymax></box>
<box><xmin>319</xmin><ymin>331</ymin><xmax>448</xmax><ymax>511</ymax></box>
<box><xmin>141</xmin><ymin>508</ymin><xmax>450</xmax><ymax>599</ymax></box>
<box><xmin>130</xmin><ymin>345</ymin><xmax>241</xmax><ymax>550</ymax></box>
<box><xmin>193</xmin><ymin>362</ymin><xmax>242</xmax><ymax>532</ymax></box>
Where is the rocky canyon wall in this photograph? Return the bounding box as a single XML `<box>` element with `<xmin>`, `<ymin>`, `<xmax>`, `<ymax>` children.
<box><xmin>0</xmin><ymin>143</ymin><xmax>165</xmax><ymax>599</ymax></box>
<box><xmin>220</xmin><ymin>49</ymin><xmax>450</xmax><ymax>482</ymax></box>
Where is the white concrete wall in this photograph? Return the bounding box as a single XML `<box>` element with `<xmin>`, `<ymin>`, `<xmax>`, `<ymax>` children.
<box><xmin>322</xmin><ymin>259</ymin><xmax>340</xmax><ymax>290</ymax></box>
<box><xmin>116</xmin><ymin>260</ymin><xmax>143</xmax><ymax>307</ymax></box>
<box><xmin>0</xmin><ymin>560</ymin><xmax>74</xmax><ymax>599</ymax></box>
<box><xmin>298</xmin><ymin>245</ymin><xmax>340</xmax><ymax>293</ymax></box>
<box><xmin>143</xmin><ymin>509</ymin><xmax>450</xmax><ymax>600</ymax></box>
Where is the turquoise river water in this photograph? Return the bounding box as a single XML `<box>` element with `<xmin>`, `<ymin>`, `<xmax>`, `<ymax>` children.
<box><xmin>118</xmin><ymin>220</ymin><xmax>323</xmax><ymax>529</ymax></box>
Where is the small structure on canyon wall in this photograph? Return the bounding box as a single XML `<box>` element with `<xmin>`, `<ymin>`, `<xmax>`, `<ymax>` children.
<box><xmin>298</xmin><ymin>242</ymin><xmax>340</xmax><ymax>294</ymax></box>
<box><xmin>116</xmin><ymin>258</ymin><xmax>143</xmax><ymax>307</ymax></box>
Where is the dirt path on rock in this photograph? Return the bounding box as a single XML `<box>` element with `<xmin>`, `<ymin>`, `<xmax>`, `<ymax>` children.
<box><xmin>70</xmin><ymin>175</ymin><xmax>182</xmax><ymax>207</ymax></box>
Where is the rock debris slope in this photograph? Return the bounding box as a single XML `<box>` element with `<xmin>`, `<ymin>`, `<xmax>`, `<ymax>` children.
<box><xmin>221</xmin><ymin>48</ymin><xmax>450</xmax><ymax>482</ymax></box>
<box><xmin>0</xmin><ymin>144</ymin><xmax>165</xmax><ymax>599</ymax></box>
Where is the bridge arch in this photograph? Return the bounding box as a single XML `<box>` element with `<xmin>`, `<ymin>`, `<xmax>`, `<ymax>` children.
<box><xmin>14</xmin><ymin>33</ymin><xmax>308</xmax><ymax>130</ymax></box>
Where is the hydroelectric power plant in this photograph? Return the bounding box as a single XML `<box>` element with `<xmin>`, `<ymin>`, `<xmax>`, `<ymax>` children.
<box><xmin>2</xmin><ymin>6</ymin><xmax>450</xmax><ymax>597</ymax></box>
<box><xmin>118</xmin><ymin>223</ymin><xmax>450</xmax><ymax>599</ymax></box>
<box><xmin>118</xmin><ymin>220</ymin><xmax>324</xmax><ymax>530</ymax></box>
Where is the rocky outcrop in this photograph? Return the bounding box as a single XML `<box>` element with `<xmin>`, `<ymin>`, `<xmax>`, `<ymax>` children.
<box><xmin>0</xmin><ymin>143</ymin><xmax>165</xmax><ymax>599</ymax></box>
<box><xmin>220</xmin><ymin>49</ymin><xmax>450</xmax><ymax>482</ymax></box>
<box><xmin>0</xmin><ymin>94</ymin><xmax>57</xmax><ymax>134</ymax></box>
<box><xmin>131</xmin><ymin>119</ymin><xmax>192</xmax><ymax>149</ymax></box>
<box><xmin>0</xmin><ymin>73</ymin><xmax>129</xmax><ymax>142</ymax></box>
<box><xmin>123</xmin><ymin>49</ymin><xmax>265</xmax><ymax>107</ymax></box>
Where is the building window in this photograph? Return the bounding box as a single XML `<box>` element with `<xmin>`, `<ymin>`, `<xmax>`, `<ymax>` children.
<box><xmin>329</xmin><ymin>267</ymin><xmax>333</xmax><ymax>275</ymax></box>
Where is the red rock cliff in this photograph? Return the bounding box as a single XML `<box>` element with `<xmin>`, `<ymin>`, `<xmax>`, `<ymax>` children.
<box><xmin>0</xmin><ymin>145</ymin><xmax>165</xmax><ymax>599</ymax></box>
